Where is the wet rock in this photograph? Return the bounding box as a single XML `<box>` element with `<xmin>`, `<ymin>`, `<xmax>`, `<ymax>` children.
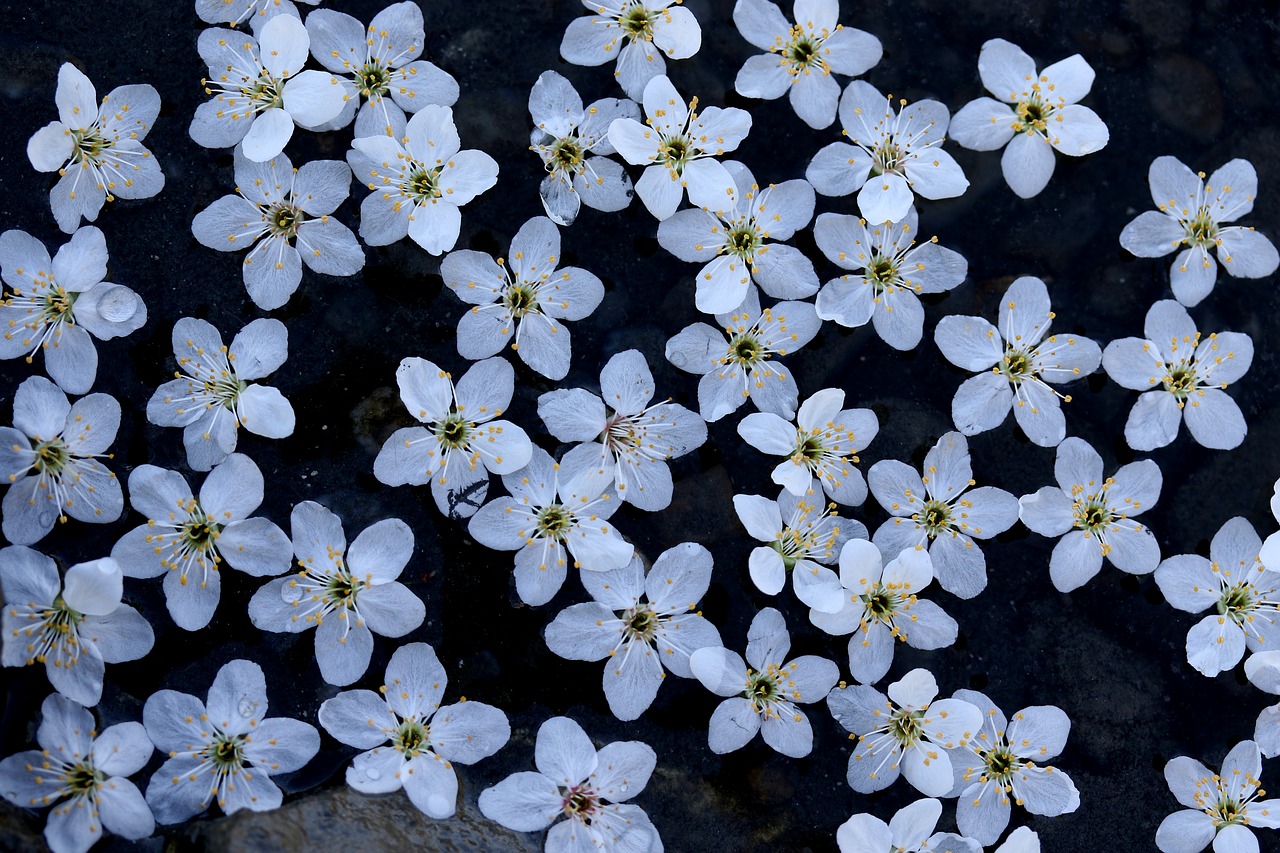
<box><xmin>1150</xmin><ymin>55</ymin><xmax>1224</xmax><ymax>141</ymax></box>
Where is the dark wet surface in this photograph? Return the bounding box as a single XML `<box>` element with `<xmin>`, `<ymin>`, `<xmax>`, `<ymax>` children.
<box><xmin>1</xmin><ymin>0</ymin><xmax>1279</xmax><ymax>850</ymax></box>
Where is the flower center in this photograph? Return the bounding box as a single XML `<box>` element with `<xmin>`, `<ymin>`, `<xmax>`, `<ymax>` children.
<box><xmin>1073</xmin><ymin>498</ymin><xmax>1111</xmax><ymax>534</ymax></box>
<box><xmin>861</xmin><ymin>585</ymin><xmax>899</xmax><ymax>620</ymax></box>
<box><xmin>656</xmin><ymin>134</ymin><xmax>693</xmax><ymax>173</ymax></box>
<box><xmin>548</xmin><ymin>137</ymin><xmax>584</xmax><ymax>172</ymax></box>
<box><xmin>358</xmin><ymin>61</ymin><xmax>390</xmax><ymax>98</ymax></box>
<box><xmin>63</xmin><ymin>760</ymin><xmax>104</xmax><ymax>797</ymax></box>
<box><xmin>888</xmin><ymin>707</ymin><xmax>924</xmax><ymax>747</ymax></box>
<box><xmin>33</xmin><ymin>438</ymin><xmax>71</xmax><ymax>476</ymax></box>
<box><xmin>267</xmin><ymin>203</ymin><xmax>302</xmax><ymax>238</ymax></box>
<box><xmin>619</xmin><ymin>3</ymin><xmax>656</xmax><ymax>40</ymax></box>
<box><xmin>870</xmin><ymin>143</ymin><xmax>904</xmax><ymax>177</ymax></box>
<box><xmin>983</xmin><ymin>745</ymin><xmax>1022</xmax><ymax>782</ymax></box>
<box><xmin>205</xmin><ymin>732</ymin><xmax>248</xmax><ymax>770</ymax></box>
<box><xmin>1184</xmin><ymin>208</ymin><xmax>1219</xmax><ymax>249</ymax></box>
<box><xmin>623</xmin><ymin>605</ymin><xmax>658</xmax><ymax>641</ymax></box>
<box><xmin>784</xmin><ymin>29</ymin><xmax>821</xmax><ymax>70</ymax></box>
<box><xmin>1218</xmin><ymin>582</ymin><xmax>1254</xmax><ymax>624</ymax></box>
<box><xmin>1162</xmin><ymin>364</ymin><xmax>1198</xmax><ymax>399</ymax></box>
<box><xmin>324</xmin><ymin>570</ymin><xmax>362</xmax><ymax>609</ymax></box>
<box><xmin>41</xmin><ymin>287</ymin><xmax>77</xmax><ymax>325</ymax></box>
<box><xmin>1014</xmin><ymin>95</ymin><xmax>1053</xmax><ymax>135</ymax></box>
<box><xmin>746</xmin><ymin>668</ymin><xmax>780</xmax><ymax>711</ymax></box>
<box><xmin>1000</xmin><ymin>348</ymin><xmax>1035</xmax><ymax>382</ymax></box>
<box><xmin>728</xmin><ymin>332</ymin><xmax>763</xmax><ymax>366</ymax></box>
<box><xmin>562</xmin><ymin>784</ymin><xmax>600</xmax><ymax>820</ymax></box>
<box><xmin>793</xmin><ymin>433</ymin><xmax>826</xmax><ymax>467</ymax></box>
<box><xmin>435</xmin><ymin>413</ymin><xmax>472</xmax><ymax>449</ymax></box>
<box><xmin>406</xmin><ymin>166</ymin><xmax>444</xmax><ymax>204</ymax></box>
<box><xmin>393</xmin><ymin>719</ymin><xmax>430</xmax><ymax>758</ymax></box>
<box><xmin>71</xmin><ymin>127</ymin><xmax>110</xmax><ymax>164</ymax></box>
<box><xmin>503</xmin><ymin>283</ymin><xmax>539</xmax><ymax>318</ymax></box>
<box><xmin>867</xmin><ymin>255</ymin><xmax>899</xmax><ymax>291</ymax></box>
<box><xmin>918</xmin><ymin>500</ymin><xmax>952</xmax><ymax>538</ymax></box>
<box><xmin>1213</xmin><ymin>796</ymin><xmax>1247</xmax><ymax>828</ymax></box>
<box><xmin>536</xmin><ymin>504</ymin><xmax>574</xmax><ymax>541</ymax></box>
<box><xmin>245</xmin><ymin>73</ymin><xmax>284</xmax><ymax>110</ymax></box>
<box><xmin>726</xmin><ymin>224</ymin><xmax>761</xmax><ymax>260</ymax></box>
<box><xmin>182</xmin><ymin>510</ymin><xmax>221</xmax><ymax>551</ymax></box>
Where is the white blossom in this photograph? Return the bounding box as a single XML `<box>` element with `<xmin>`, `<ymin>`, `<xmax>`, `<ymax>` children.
<box><xmin>1120</xmin><ymin>156</ymin><xmax>1278</xmax><ymax>307</ymax></box>
<box><xmin>949</xmin><ymin>38</ymin><xmax>1108</xmax><ymax>199</ymax></box>
<box><xmin>657</xmin><ymin>160</ymin><xmax>817</xmax><ymax>315</ymax></box>
<box><xmin>836</xmin><ymin>797</ymin><xmax>980</xmax><ymax>853</ymax></box>
<box><xmin>737</xmin><ymin>387</ymin><xmax>878</xmax><ymax>507</ymax></box>
<box><xmin>545</xmin><ymin>544</ymin><xmax>722</xmax><ymax>720</ymax></box>
<box><xmin>1102</xmin><ymin>299</ymin><xmax>1252</xmax><ymax>451</ymax></box>
<box><xmin>812</xmin><ymin>541</ymin><xmax>958</xmax><ymax>685</ymax></box>
<box><xmin>442</xmin><ymin>216</ymin><xmax>604</xmax><ymax>380</ymax></box>
<box><xmin>539</xmin><ymin>349</ymin><xmax>706</xmax><ymax>512</ymax></box>
<box><xmin>608</xmin><ymin>75</ymin><xmax>751</xmax><ymax>220</ymax></box>
<box><xmin>1155</xmin><ymin>741</ymin><xmax>1280</xmax><ymax>853</ymax></box>
<box><xmin>1</xmin><ymin>549</ymin><xmax>152</xmax><ymax>707</ymax></box>
<box><xmin>1</xmin><ymin>376</ymin><xmax>123</xmax><ymax>545</ymax></box>
<box><xmin>528</xmin><ymin>70</ymin><xmax>638</xmax><ymax>226</ymax></box>
<box><xmin>1019</xmin><ymin>436</ymin><xmax>1161</xmax><ymax>592</ymax></box>
<box><xmin>479</xmin><ymin>716</ymin><xmax>662</xmax><ymax>852</ymax></box>
<box><xmin>813</xmin><ymin>208</ymin><xmax>967</xmax><ymax>351</ymax></box>
<box><xmin>1245</xmin><ymin>652</ymin><xmax>1280</xmax><ymax>758</ymax></box>
<box><xmin>143</xmin><ymin>659</ymin><xmax>320</xmax><ymax>823</ymax></box>
<box><xmin>868</xmin><ymin>431</ymin><xmax>1018</xmax><ymax>599</ymax></box>
<box><xmin>945</xmin><ymin>689</ymin><xmax>1079</xmax><ymax>845</ymax></box>
<box><xmin>373</xmin><ymin>356</ymin><xmax>532</xmax><ymax>519</ymax></box>
<box><xmin>807</xmin><ymin>81</ymin><xmax>967</xmax><ymax>223</ymax></box>
<box><xmin>191</xmin><ymin>148</ymin><xmax>363</xmax><ymax>310</ymax></box>
<box><xmin>732</xmin><ymin>0</ymin><xmax>882</xmax><ymax>130</ymax></box>
<box><xmin>191</xmin><ymin>16</ymin><xmax>347</xmax><ymax>161</ymax></box>
<box><xmin>828</xmin><ymin>668</ymin><xmax>981</xmax><ymax>796</ymax></box>
<box><xmin>0</xmin><ymin>694</ymin><xmax>153</xmax><ymax>853</ymax></box>
<box><xmin>690</xmin><ymin>607</ymin><xmax>838</xmax><ymax>757</ymax></box>
<box><xmin>110</xmin><ymin>454</ymin><xmax>291</xmax><ymax>632</ymax></box>
<box><xmin>318</xmin><ymin>642</ymin><xmax>510</xmax><ymax>818</ymax></box>
<box><xmin>733</xmin><ymin>488</ymin><xmax>866</xmax><ymax>612</ymax></box>
<box><xmin>348</xmin><ymin>104</ymin><xmax>499</xmax><ymax>254</ymax></box>
<box><xmin>468</xmin><ymin>447</ymin><xmax>634</xmax><ymax>607</ymax></box>
<box><xmin>0</xmin><ymin>227</ymin><xmax>146</xmax><ymax>394</ymax></box>
<box><xmin>664</xmin><ymin>288</ymin><xmax>820</xmax><ymax>422</ymax></box>
<box><xmin>560</xmin><ymin>0</ymin><xmax>702</xmax><ymax>100</ymax></box>
<box><xmin>145</xmin><ymin>317</ymin><xmax>295</xmax><ymax>472</ymax></box>
<box><xmin>195</xmin><ymin>0</ymin><xmax>321</xmax><ymax>35</ymax></box>
<box><xmin>248</xmin><ymin>501</ymin><xmax>425</xmax><ymax>686</ymax></box>
<box><xmin>26</xmin><ymin>64</ymin><xmax>164</xmax><ymax>233</ymax></box>
<box><xmin>935</xmin><ymin>275</ymin><xmax>1100</xmax><ymax>446</ymax></box>
<box><xmin>305</xmin><ymin>2</ymin><xmax>458</xmax><ymax>138</ymax></box>
<box><xmin>1156</xmin><ymin>517</ymin><xmax>1278</xmax><ymax>678</ymax></box>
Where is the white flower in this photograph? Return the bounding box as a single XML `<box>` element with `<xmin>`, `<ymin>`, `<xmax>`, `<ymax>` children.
<box><xmin>813</xmin><ymin>208</ymin><xmax>967</xmax><ymax>351</ymax></box>
<box><xmin>191</xmin><ymin>147</ymin><xmax>364</xmax><ymax>310</ymax></box>
<box><xmin>949</xmin><ymin>38</ymin><xmax>1109</xmax><ymax>199</ymax></box>
<box><xmin>690</xmin><ymin>607</ymin><xmax>839</xmax><ymax>757</ymax></box>
<box><xmin>1019</xmin><ymin>436</ymin><xmax>1161</xmax><ymax>592</ymax></box>
<box><xmin>1</xmin><ymin>549</ymin><xmax>153</xmax><ymax>707</ymax></box>
<box><xmin>191</xmin><ymin>16</ymin><xmax>347</xmax><ymax>162</ymax></box>
<box><xmin>318</xmin><ymin>642</ymin><xmax>510</xmax><ymax>818</ymax></box>
<box><xmin>348</xmin><ymin>104</ymin><xmax>499</xmax><ymax>254</ymax></box>
<box><xmin>732</xmin><ymin>0</ymin><xmax>882</xmax><ymax>129</ymax></box>
<box><xmin>1245</xmin><ymin>652</ymin><xmax>1280</xmax><ymax>758</ymax></box>
<box><xmin>0</xmin><ymin>226</ymin><xmax>146</xmax><ymax>394</ymax></box>
<box><xmin>145</xmin><ymin>317</ymin><xmax>295</xmax><ymax>472</ymax></box>
<box><xmin>373</xmin><ymin>356</ymin><xmax>533</xmax><ymax>519</ymax></box>
<box><xmin>1155</xmin><ymin>741</ymin><xmax>1280</xmax><ymax>853</ymax></box>
<box><xmin>1</xmin><ymin>376</ymin><xmax>123</xmax><ymax>545</ymax></box>
<box><xmin>248</xmin><ymin>501</ymin><xmax>426</xmax><ymax>686</ymax></box>
<box><xmin>807</xmin><ymin>81</ymin><xmax>967</xmax><ymax>223</ymax></box>
<box><xmin>994</xmin><ymin>828</ymin><xmax>1041</xmax><ymax>853</ymax></box>
<box><xmin>195</xmin><ymin>0</ymin><xmax>321</xmax><ymax>35</ymax></box>
<box><xmin>143</xmin><ymin>659</ymin><xmax>320</xmax><ymax>823</ymax></box>
<box><xmin>836</xmin><ymin>797</ymin><xmax>980</xmax><ymax>853</ymax></box>
<box><xmin>528</xmin><ymin>70</ymin><xmax>639</xmax><ymax>226</ymax></box>
<box><xmin>26</xmin><ymin>63</ymin><xmax>164</xmax><ymax>233</ymax></box>
<box><xmin>110</xmin><ymin>454</ymin><xmax>292</xmax><ymax>632</ymax></box>
<box><xmin>935</xmin><ymin>275</ymin><xmax>1101</xmax><ymax>446</ymax></box>
<box><xmin>1102</xmin><ymin>299</ymin><xmax>1253</xmax><ymax>451</ymax></box>
<box><xmin>946</xmin><ymin>689</ymin><xmax>1079</xmax><ymax>845</ymax></box>
<box><xmin>468</xmin><ymin>446</ymin><xmax>634</xmax><ymax>607</ymax></box>
<box><xmin>1119</xmin><ymin>156</ymin><xmax>1279</xmax><ymax>307</ymax></box>
<box><xmin>608</xmin><ymin>75</ymin><xmax>751</xmax><ymax>220</ymax></box>
<box><xmin>734</xmin><ymin>488</ymin><xmax>865</xmax><ymax>611</ymax></box>
<box><xmin>812</xmin><ymin>541</ymin><xmax>958</xmax><ymax>686</ymax></box>
<box><xmin>545</xmin><ymin>544</ymin><xmax>722</xmax><ymax>720</ymax></box>
<box><xmin>828</xmin><ymin>668</ymin><xmax>981</xmax><ymax>796</ymax></box>
<box><xmin>560</xmin><ymin>0</ymin><xmax>702</xmax><ymax>100</ymax></box>
<box><xmin>479</xmin><ymin>716</ymin><xmax>661</xmax><ymax>852</ymax></box>
<box><xmin>657</xmin><ymin>160</ymin><xmax>817</xmax><ymax>315</ymax></box>
<box><xmin>442</xmin><ymin>216</ymin><xmax>604</xmax><ymax>380</ymax></box>
<box><xmin>1155</xmin><ymin>516</ymin><xmax>1278</xmax><ymax>678</ymax></box>
<box><xmin>0</xmin><ymin>693</ymin><xmax>153</xmax><ymax>853</ymax></box>
<box><xmin>664</xmin><ymin>288</ymin><xmax>821</xmax><ymax>422</ymax></box>
<box><xmin>737</xmin><ymin>387</ymin><xmax>878</xmax><ymax>506</ymax></box>
<box><xmin>867</xmin><ymin>431</ymin><xmax>1018</xmax><ymax>599</ymax></box>
<box><xmin>539</xmin><ymin>349</ymin><xmax>707</xmax><ymax>512</ymax></box>
<box><xmin>305</xmin><ymin>2</ymin><xmax>459</xmax><ymax>138</ymax></box>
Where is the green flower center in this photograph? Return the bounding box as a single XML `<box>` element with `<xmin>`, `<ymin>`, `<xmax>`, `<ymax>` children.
<box><xmin>206</xmin><ymin>732</ymin><xmax>248</xmax><ymax>770</ymax></box>
<box><xmin>71</xmin><ymin>127</ymin><xmax>110</xmax><ymax>164</ymax></box>
<box><xmin>982</xmin><ymin>745</ymin><xmax>1023</xmax><ymax>782</ymax></box>
<box><xmin>1163</xmin><ymin>364</ymin><xmax>1198</xmax><ymax>398</ymax></box>
<box><xmin>33</xmin><ymin>438</ymin><xmax>71</xmax><ymax>476</ymax></box>
<box><xmin>1214</xmin><ymin>797</ymin><xmax>1246</xmax><ymax>827</ymax></box>
<box><xmin>435</xmin><ymin>413</ymin><xmax>472</xmax><ymax>449</ymax></box>
<box><xmin>746</xmin><ymin>668</ymin><xmax>780</xmax><ymax>711</ymax></box>
<box><xmin>861</xmin><ymin>585</ymin><xmax>898</xmax><ymax>620</ymax></box>
<box><xmin>656</xmin><ymin>134</ymin><xmax>693</xmax><ymax>173</ymax></box>
<box><xmin>358</xmin><ymin>61</ymin><xmax>390</xmax><ymax>98</ymax></box>
<box><xmin>406</xmin><ymin>166</ymin><xmax>443</xmax><ymax>203</ymax></box>
<box><xmin>794</xmin><ymin>434</ymin><xmax>826</xmax><ymax>465</ymax></box>
<box><xmin>729</xmin><ymin>333</ymin><xmax>762</xmax><ymax>365</ymax></box>
<box><xmin>786</xmin><ymin>34</ymin><xmax>819</xmax><ymax>68</ymax></box>
<box><xmin>549</xmin><ymin>137</ymin><xmax>584</xmax><ymax>172</ymax></box>
<box><xmin>888</xmin><ymin>707</ymin><xmax>924</xmax><ymax>746</ymax></box>
<box><xmin>41</xmin><ymin>287</ymin><xmax>77</xmax><ymax>325</ymax></box>
<box><xmin>536</xmin><ymin>505</ymin><xmax>573</xmax><ymax>540</ymax></box>
<box><xmin>624</xmin><ymin>605</ymin><xmax>658</xmax><ymax>641</ymax></box>
<box><xmin>1185</xmin><ymin>208</ymin><xmax>1219</xmax><ymax>249</ymax></box>
<box><xmin>620</xmin><ymin>4</ymin><xmax>656</xmax><ymax>39</ymax></box>
<box><xmin>324</xmin><ymin>570</ymin><xmax>362</xmax><ymax>608</ymax></box>
<box><xmin>870</xmin><ymin>143</ymin><xmax>903</xmax><ymax>177</ymax></box>
<box><xmin>727</xmin><ymin>225</ymin><xmax>760</xmax><ymax>260</ymax></box>
<box><xmin>918</xmin><ymin>500</ymin><xmax>952</xmax><ymax>538</ymax></box>
<box><xmin>1218</xmin><ymin>583</ymin><xmax>1254</xmax><ymax>623</ymax></box>
<box><xmin>246</xmin><ymin>74</ymin><xmax>284</xmax><ymax>110</ymax></box>
<box><xmin>1014</xmin><ymin>96</ymin><xmax>1052</xmax><ymax>135</ymax></box>
<box><xmin>63</xmin><ymin>761</ymin><xmax>104</xmax><ymax>797</ymax></box>
<box><xmin>1000</xmin><ymin>349</ymin><xmax>1034</xmax><ymax>382</ymax></box>
<box><xmin>182</xmin><ymin>510</ymin><xmax>221</xmax><ymax>550</ymax></box>
<box><xmin>267</xmin><ymin>203</ymin><xmax>301</xmax><ymax>238</ymax></box>
<box><xmin>503</xmin><ymin>284</ymin><xmax>539</xmax><ymax>317</ymax></box>
<box><xmin>867</xmin><ymin>255</ymin><xmax>898</xmax><ymax>291</ymax></box>
<box><xmin>393</xmin><ymin>719</ymin><xmax>430</xmax><ymax>758</ymax></box>
<box><xmin>1073</xmin><ymin>498</ymin><xmax>1111</xmax><ymax>534</ymax></box>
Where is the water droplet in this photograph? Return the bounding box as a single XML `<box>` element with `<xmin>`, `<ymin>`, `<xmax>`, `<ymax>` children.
<box><xmin>96</xmin><ymin>285</ymin><xmax>138</xmax><ymax>323</ymax></box>
<box><xmin>236</xmin><ymin>697</ymin><xmax>260</xmax><ymax>718</ymax></box>
<box><xmin>366</xmin><ymin>767</ymin><xmax>382</xmax><ymax>780</ymax></box>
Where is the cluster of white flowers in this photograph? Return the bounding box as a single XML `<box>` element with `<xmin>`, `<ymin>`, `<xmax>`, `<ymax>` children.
<box><xmin>1</xmin><ymin>2</ymin><xmax>1277</xmax><ymax>852</ymax></box>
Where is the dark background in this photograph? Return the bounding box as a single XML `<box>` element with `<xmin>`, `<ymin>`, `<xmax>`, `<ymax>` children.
<box><xmin>1</xmin><ymin>0</ymin><xmax>1279</xmax><ymax>850</ymax></box>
